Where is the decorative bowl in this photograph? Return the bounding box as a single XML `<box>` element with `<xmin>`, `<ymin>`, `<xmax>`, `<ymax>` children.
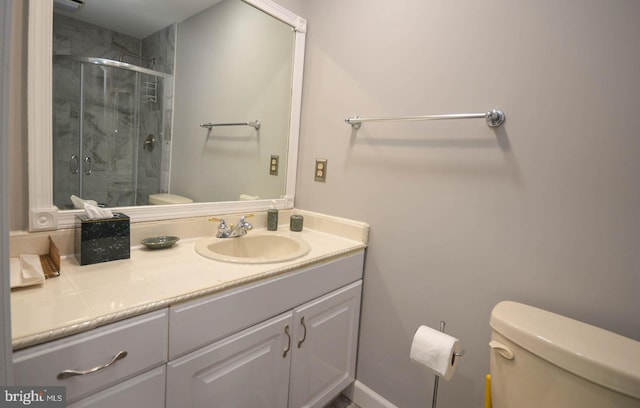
<box><xmin>141</xmin><ymin>236</ymin><xmax>180</xmax><ymax>250</ymax></box>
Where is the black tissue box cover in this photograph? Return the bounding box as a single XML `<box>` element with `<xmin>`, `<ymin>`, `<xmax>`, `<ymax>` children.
<box><xmin>75</xmin><ymin>212</ymin><xmax>130</xmax><ymax>265</ymax></box>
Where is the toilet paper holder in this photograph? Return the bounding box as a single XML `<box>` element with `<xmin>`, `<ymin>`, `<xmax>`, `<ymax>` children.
<box><xmin>432</xmin><ymin>320</ymin><xmax>465</xmax><ymax>408</ymax></box>
<box><xmin>440</xmin><ymin>321</ymin><xmax>466</xmax><ymax>363</ymax></box>
<box><xmin>452</xmin><ymin>348</ymin><xmax>466</xmax><ymax>363</ymax></box>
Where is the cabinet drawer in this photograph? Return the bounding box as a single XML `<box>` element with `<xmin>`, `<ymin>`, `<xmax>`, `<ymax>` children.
<box><xmin>13</xmin><ymin>309</ymin><xmax>168</xmax><ymax>403</ymax></box>
<box><xmin>169</xmin><ymin>251</ymin><xmax>364</xmax><ymax>359</ymax></box>
<box><xmin>67</xmin><ymin>366</ymin><xmax>166</xmax><ymax>408</ymax></box>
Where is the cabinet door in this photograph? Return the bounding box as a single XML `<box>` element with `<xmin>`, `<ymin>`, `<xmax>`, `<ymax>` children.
<box><xmin>67</xmin><ymin>366</ymin><xmax>165</xmax><ymax>408</ymax></box>
<box><xmin>289</xmin><ymin>281</ymin><xmax>362</xmax><ymax>408</ymax></box>
<box><xmin>166</xmin><ymin>311</ymin><xmax>294</xmax><ymax>408</ymax></box>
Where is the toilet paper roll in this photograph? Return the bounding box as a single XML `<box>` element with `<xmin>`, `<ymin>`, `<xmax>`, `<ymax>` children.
<box><xmin>410</xmin><ymin>325</ymin><xmax>462</xmax><ymax>381</ymax></box>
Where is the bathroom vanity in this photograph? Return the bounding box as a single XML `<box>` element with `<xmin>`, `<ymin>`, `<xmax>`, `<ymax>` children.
<box><xmin>10</xmin><ymin>211</ymin><xmax>368</xmax><ymax>408</ymax></box>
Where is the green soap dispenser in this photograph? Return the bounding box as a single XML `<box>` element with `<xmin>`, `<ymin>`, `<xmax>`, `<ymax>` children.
<box><xmin>267</xmin><ymin>200</ymin><xmax>279</xmax><ymax>231</ymax></box>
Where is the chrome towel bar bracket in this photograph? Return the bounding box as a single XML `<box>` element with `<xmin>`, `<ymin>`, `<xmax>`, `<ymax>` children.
<box><xmin>345</xmin><ymin>109</ymin><xmax>505</xmax><ymax>129</ymax></box>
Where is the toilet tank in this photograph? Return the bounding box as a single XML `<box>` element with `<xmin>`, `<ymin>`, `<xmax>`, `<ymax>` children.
<box><xmin>489</xmin><ymin>301</ymin><xmax>640</xmax><ymax>408</ymax></box>
<box><xmin>148</xmin><ymin>193</ymin><xmax>193</xmax><ymax>205</ymax></box>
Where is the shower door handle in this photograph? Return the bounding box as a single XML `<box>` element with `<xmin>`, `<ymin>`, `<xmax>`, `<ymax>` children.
<box><xmin>69</xmin><ymin>155</ymin><xmax>79</xmax><ymax>174</ymax></box>
<box><xmin>143</xmin><ymin>134</ymin><xmax>155</xmax><ymax>151</ymax></box>
<box><xmin>84</xmin><ymin>156</ymin><xmax>93</xmax><ymax>175</ymax></box>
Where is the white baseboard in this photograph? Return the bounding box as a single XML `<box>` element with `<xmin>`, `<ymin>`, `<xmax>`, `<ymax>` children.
<box><xmin>343</xmin><ymin>380</ymin><xmax>398</xmax><ymax>408</ymax></box>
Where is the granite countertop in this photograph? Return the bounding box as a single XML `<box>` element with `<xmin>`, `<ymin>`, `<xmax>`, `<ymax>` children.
<box><xmin>10</xmin><ymin>210</ymin><xmax>369</xmax><ymax>350</ymax></box>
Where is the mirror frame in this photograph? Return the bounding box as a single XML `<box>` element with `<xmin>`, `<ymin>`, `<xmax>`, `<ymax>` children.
<box><xmin>27</xmin><ymin>0</ymin><xmax>306</xmax><ymax>231</ymax></box>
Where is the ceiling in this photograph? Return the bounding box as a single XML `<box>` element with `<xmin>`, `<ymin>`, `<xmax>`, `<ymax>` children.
<box><xmin>54</xmin><ymin>0</ymin><xmax>223</xmax><ymax>39</ymax></box>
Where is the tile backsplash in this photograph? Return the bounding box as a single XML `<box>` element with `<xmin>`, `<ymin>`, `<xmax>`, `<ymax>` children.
<box><xmin>9</xmin><ymin>210</ymin><xmax>370</xmax><ymax>258</ymax></box>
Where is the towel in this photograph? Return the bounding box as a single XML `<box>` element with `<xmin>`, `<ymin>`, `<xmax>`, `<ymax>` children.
<box><xmin>10</xmin><ymin>255</ymin><xmax>45</xmax><ymax>288</ymax></box>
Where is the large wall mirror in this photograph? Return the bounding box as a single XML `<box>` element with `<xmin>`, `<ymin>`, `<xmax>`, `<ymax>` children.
<box><xmin>28</xmin><ymin>0</ymin><xmax>306</xmax><ymax>231</ymax></box>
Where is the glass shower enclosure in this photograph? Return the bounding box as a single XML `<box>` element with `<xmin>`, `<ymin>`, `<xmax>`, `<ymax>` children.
<box><xmin>52</xmin><ymin>55</ymin><xmax>171</xmax><ymax>209</ymax></box>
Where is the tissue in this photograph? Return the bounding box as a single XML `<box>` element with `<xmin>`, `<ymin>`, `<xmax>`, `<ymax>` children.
<box><xmin>70</xmin><ymin>194</ymin><xmax>98</xmax><ymax>209</ymax></box>
<box><xmin>71</xmin><ymin>195</ymin><xmax>113</xmax><ymax>219</ymax></box>
<box><xmin>83</xmin><ymin>202</ymin><xmax>113</xmax><ymax>219</ymax></box>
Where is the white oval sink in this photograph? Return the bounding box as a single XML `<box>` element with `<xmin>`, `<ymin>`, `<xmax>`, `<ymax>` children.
<box><xmin>195</xmin><ymin>232</ymin><xmax>310</xmax><ymax>264</ymax></box>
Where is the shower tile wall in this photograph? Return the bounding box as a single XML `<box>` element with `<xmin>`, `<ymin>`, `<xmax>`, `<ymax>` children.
<box><xmin>138</xmin><ymin>24</ymin><xmax>175</xmax><ymax>205</ymax></box>
<box><xmin>52</xmin><ymin>14</ymin><xmax>175</xmax><ymax>208</ymax></box>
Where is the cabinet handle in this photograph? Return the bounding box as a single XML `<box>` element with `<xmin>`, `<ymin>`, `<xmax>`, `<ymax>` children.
<box><xmin>283</xmin><ymin>325</ymin><xmax>291</xmax><ymax>358</ymax></box>
<box><xmin>297</xmin><ymin>316</ymin><xmax>307</xmax><ymax>348</ymax></box>
<box><xmin>57</xmin><ymin>350</ymin><xmax>128</xmax><ymax>380</ymax></box>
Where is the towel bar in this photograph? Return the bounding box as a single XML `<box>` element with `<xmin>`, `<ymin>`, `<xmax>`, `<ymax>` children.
<box><xmin>345</xmin><ymin>109</ymin><xmax>505</xmax><ymax>129</ymax></box>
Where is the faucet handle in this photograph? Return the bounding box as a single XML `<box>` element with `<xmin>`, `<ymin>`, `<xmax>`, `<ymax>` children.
<box><xmin>209</xmin><ymin>215</ymin><xmax>254</xmax><ymax>238</ymax></box>
<box><xmin>208</xmin><ymin>217</ymin><xmax>228</xmax><ymax>227</ymax></box>
<box><xmin>209</xmin><ymin>217</ymin><xmax>230</xmax><ymax>238</ymax></box>
<box><xmin>238</xmin><ymin>215</ymin><xmax>253</xmax><ymax>230</ymax></box>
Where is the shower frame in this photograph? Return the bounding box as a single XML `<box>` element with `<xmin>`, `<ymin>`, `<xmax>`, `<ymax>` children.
<box><xmin>53</xmin><ymin>55</ymin><xmax>171</xmax><ymax>208</ymax></box>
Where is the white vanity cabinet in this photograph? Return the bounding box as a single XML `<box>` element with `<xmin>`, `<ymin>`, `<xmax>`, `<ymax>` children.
<box><xmin>13</xmin><ymin>309</ymin><xmax>168</xmax><ymax>405</ymax></box>
<box><xmin>12</xmin><ymin>249</ymin><xmax>365</xmax><ymax>408</ymax></box>
<box><xmin>166</xmin><ymin>281</ymin><xmax>362</xmax><ymax>408</ymax></box>
<box><xmin>166</xmin><ymin>251</ymin><xmax>365</xmax><ymax>408</ymax></box>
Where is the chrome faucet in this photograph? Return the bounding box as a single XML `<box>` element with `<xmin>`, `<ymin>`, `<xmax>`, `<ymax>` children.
<box><xmin>209</xmin><ymin>215</ymin><xmax>254</xmax><ymax>238</ymax></box>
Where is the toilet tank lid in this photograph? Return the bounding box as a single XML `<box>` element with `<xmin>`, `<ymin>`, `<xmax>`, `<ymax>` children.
<box><xmin>490</xmin><ymin>301</ymin><xmax>640</xmax><ymax>399</ymax></box>
<box><xmin>149</xmin><ymin>193</ymin><xmax>193</xmax><ymax>204</ymax></box>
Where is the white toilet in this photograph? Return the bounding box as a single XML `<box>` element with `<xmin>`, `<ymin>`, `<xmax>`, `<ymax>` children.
<box><xmin>148</xmin><ymin>193</ymin><xmax>193</xmax><ymax>205</ymax></box>
<box><xmin>489</xmin><ymin>301</ymin><xmax>640</xmax><ymax>408</ymax></box>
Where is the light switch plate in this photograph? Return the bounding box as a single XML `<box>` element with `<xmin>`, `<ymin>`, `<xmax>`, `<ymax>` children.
<box><xmin>315</xmin><ymin>159</ymin><xmax>327</xmax><ymax>182</ymax></box>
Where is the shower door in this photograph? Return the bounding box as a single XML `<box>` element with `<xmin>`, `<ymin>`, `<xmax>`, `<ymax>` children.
<box><xmin>53</xmin><ymin>59</ymin><xmax>141</xmax><ymax>209</ymax></box>
<box><xmin>79</xmin><ymin>63</ymin><xmax>138</xmax><ymax>207</ymax></box>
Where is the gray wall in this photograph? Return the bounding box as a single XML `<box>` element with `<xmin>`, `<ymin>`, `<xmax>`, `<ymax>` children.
<box><xmin>283</xmin><ymin>0</ymin><xmax>640</xmax><ymax>407</ymax></box>
<box><xmin>171</xmin><ymin>0</ymin><xmax>293</xmax><ymax>202</ymax></box>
